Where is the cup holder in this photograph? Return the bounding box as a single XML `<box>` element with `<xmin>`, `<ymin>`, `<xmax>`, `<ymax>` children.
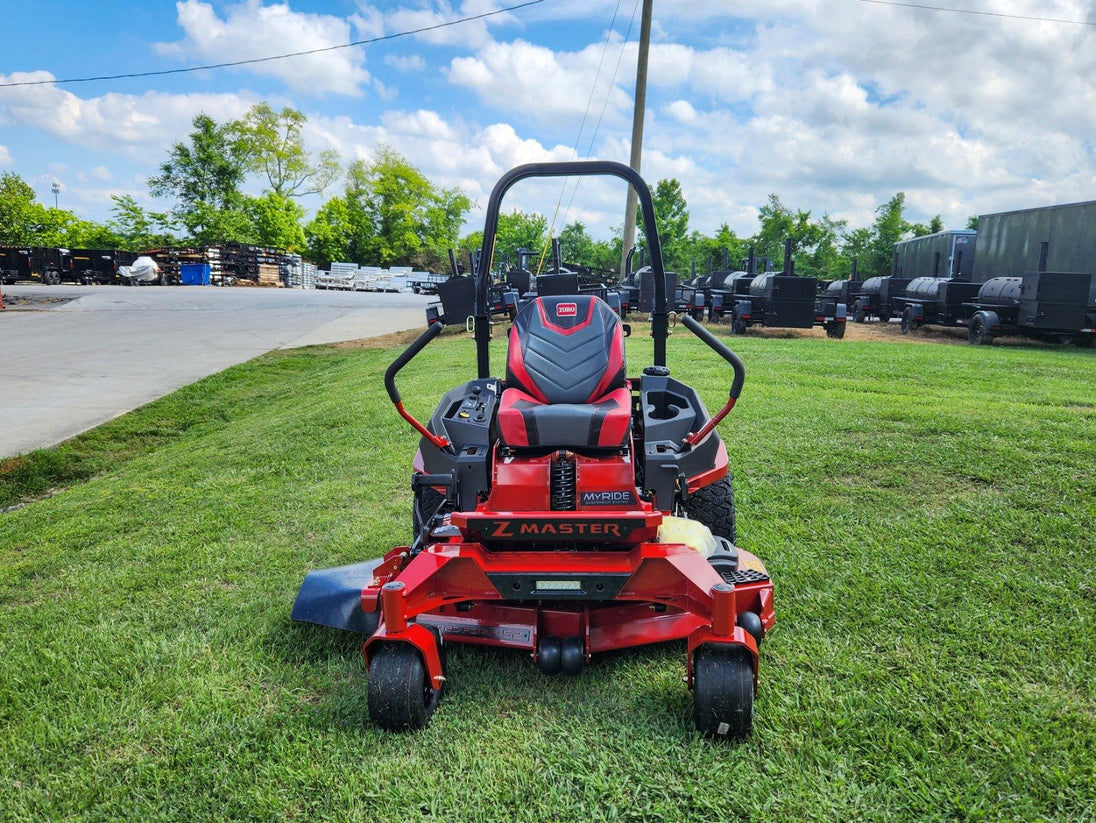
<box><xmin>646</xmin><ymin>390</ymin><xmax>689</xmax><ymax>420</ymax></box>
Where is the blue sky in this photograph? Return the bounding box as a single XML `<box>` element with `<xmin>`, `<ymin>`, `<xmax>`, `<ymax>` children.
<box><xmin>1</xmin><ymin>0</ymin><xmax>1094</xmax><ymax>244</ymax></box>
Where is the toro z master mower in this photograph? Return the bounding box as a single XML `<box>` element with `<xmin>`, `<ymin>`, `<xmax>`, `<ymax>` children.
<box><xmin>292</xmin><ymin>161</ymin><xmax>775</xmax><ymax>739</ymax></box>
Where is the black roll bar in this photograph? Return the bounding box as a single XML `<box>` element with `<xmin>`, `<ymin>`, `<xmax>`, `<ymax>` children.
<box><xmin>474</xmin><ymin>161</ymin><xmax>669</xmax><ymax>377</ymax></box>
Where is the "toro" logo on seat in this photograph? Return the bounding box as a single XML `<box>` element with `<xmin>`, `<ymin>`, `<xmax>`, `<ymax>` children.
<box><xmin>556</xmin><ymin>302</ymin><xmax>578</xmax><ymax>317</ymax></box>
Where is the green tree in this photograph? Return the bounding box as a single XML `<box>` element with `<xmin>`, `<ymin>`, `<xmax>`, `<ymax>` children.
<box><xmin>752</xmin><ymin>194</ymin><xmax>796</xmax><ymax>268</ymax></box>
<box><xmin>750</xmin><ymin>195</ymin><xmax>848</xmax><ymax>279</ymax></box>
<box><xmin>865</xmin><ymin>192</ymin><xmax>912</xmax><ymax>277</ymax></box>
<box><xmin>841</xmin><ymin>226</ymin><xmax>873</xmax><ymax>276</ymax></box>
<box><xmin>344</xmin><ymin>147</ymin><xmax>470</xmax><ymax>268</ymax></box>
<box><xmin>305</xmin><ymin>197</ymin><xmax>354</xmax><ymax>269</ymax></box>
<box><xmin>679</xmin><ymin>223</ymin><xmax>747</xmax><ymax>276</ymax></box>
<box><xmin>232</xmin><ymin>103</ymin><xmax>340</xmax><ymax>199</ymax></box>
<box><xmin>637</xmin><ymin>178</ymin><xmax>690</xmax><ymax>271</ymax></box>
<box><xmin>494</xmin><ymin>211</ymin><xmax>548</xmax><ymax>273</ymax></box>
<box><xmin>148</xmin><ymin>113</ymin><xmax>250</xmax><ymax>244</ymax></box>
<box><xmin>793</xmin><ymin>213</ymin><xmax>847</xmax><ymax>280</ymax></box>
<box><xmin>558</xmin><ymin>221</ymin><xmax>594</xmax><ymax>264</ymax></box>
<box><xmin>107</xmin><ymin>195</ymin><xmax>177</xmax><ymax>250</ymax></box>
<box><xmin>0</xmin><ymin>178</ymin><xmax>112</xmax><ymax>248</ymax></box>
<box><xmin>0</xmin><ymin>172</ymin><xmax>44</xmax><ymax>245</ymax></box>
<box><xmin>245</xmin><ymin>192</ymin><xmax>306</xmax><ymax>251</ymax></box>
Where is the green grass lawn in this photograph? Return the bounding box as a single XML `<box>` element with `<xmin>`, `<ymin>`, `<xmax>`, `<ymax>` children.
<box><xmin>1</xmin><ymin>326</ymin><xmax>1094</xmax><ymax>822</ymax></box>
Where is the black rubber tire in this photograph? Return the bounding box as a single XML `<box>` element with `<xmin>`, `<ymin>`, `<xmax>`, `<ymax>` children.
<box><xmin>412</xmin><ymin>485</ymin><xmax>447</xmax><ymax>541</ymax></box>
<box><xmin>693</xmin><ymin>645</ymin><xmax>754</xmax><ymax>739</ymax></box>
<box><xmin>683</xmin><ymin>475</ymin><xmax>736</xmax><ymax>544</ymax></box>
<box><xmin>969</xmin><ymin>314</ymin><xmax>993</xmax><ymax>345</ymax></box>
<box><xmin>537</xmin><ymin>636</ymin><xmax>562</xmax><ymax>675</ymax></box>
<box><xmin>367</xmin><ymin>642</ymin><xmax>441</xmax><ymax>731</ymax></box>
<box><xmin>731</xmin><ymin>315</ymin><xmax>747</xmax><ymax>336</ymax></box>
<box><xmin>833</xmin><ymin>320</ymin><xmax>846</xmax><ymax>339</ymax></box>
<box><xmin>852</xmin><ymin>300</ymin><xmax>866</xmax><ymax>323</ymax></box>
<box><xmin>560</xmin><ymin>636</ymin><xmax>585</xmax><ymax>677</ymax></box>
<box><xmin>900</xmin><ymin>305</ymin><xmax>914</xmax><ymax>334</ymax></box>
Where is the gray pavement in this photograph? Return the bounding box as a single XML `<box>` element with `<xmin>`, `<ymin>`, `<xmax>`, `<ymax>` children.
<box><xmin>0</xmin><ymin>284</ymin><xmax>433</xmax><ymax>459</ymax></box>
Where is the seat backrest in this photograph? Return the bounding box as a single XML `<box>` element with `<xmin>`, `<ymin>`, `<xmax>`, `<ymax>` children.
<box><xmin>506</xmin><ymin>295</ymin><xmax>625</xmax><ymax>405</ymax></box>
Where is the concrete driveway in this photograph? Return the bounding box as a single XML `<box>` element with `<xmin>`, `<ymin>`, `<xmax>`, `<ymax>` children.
<box><xmin>0</xmin><ymin>284</ymin><xmax>434</xmax><ymax>459</ymax></box>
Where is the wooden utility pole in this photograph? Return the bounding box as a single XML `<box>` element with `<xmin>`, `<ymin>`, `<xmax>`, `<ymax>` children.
<box><xmin>620</xmin><ymin>0</ymin><xmax>653</xmax><ymax>279</ymax></box>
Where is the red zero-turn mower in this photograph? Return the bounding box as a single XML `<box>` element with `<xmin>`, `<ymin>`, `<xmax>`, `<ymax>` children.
<box><xmin>291</xmin><ymin>161</ymin><xmax>775</xmax><ymax>739</ymax></box>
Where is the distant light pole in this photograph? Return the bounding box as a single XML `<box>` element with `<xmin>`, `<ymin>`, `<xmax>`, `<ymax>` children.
<box><xmin>51</xmin><ymin>182</ymin><xmax>60</xmax><ymax>208</ymax></box>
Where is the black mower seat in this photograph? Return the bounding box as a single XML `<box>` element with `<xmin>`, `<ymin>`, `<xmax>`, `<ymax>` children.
<box><xmin>499</xmin><ymin>295</ymin><xmax>630</xmax><ymax>449</ymax></box>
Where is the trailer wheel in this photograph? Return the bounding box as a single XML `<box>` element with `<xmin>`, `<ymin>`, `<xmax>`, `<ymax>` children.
<box><xmin>368</xmin><ymin>642</ymin><xmax>441</xmax><ymax>731</ymax></box>
<box><xmin>683</xmin><ymin>475</ymin><xmax>736</xmax><ymax>543</ymax></box>
<box><xmin>825</xmin><ymin>321</ymin><xmax>846</xmax><ymax>339</ymax></box>
<box><xmin>852</xmin><ymin>300</ymin><xmax>866</xmax><ymax>323</ymax></box>
<box><xmin>900</xmin><ymin>306</ymin><xmax>915</xmax><ymax>334</ymax></box>
<box><xmin>969</xmin><ymin>313</ymin><xmax>994</xmax><ymax>345</ymax></box>
<box><xmin>692</xmin><ymin>644</ymin><xmax>754</xmax><ymax>739</ymax></box>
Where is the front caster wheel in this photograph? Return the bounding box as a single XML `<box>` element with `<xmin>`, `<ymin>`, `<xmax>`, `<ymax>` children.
<box><xmin>692</xmin><ymin>645</ymin><xmax>754</xmax><ymax>739</ymax></box>
<box><xmin>368</xmin><ymin>642</ymin><xmax>441</xmax><ymax>731</ymax></box>
<box><xmin>560</xmin><ymin>636</ymin><xmax>585</xmax><ymax>677</ymax></box>
<box><xmin>537</xmin><ymin>636</ymin><xmax>562</xmax><ymax>675</ymax></box>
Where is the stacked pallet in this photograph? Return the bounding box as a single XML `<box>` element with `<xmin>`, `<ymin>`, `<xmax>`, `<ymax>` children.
<box><xmin>143</xmin><ymin>244</ymin><xmax>299</xmax><ymax>286</ymax></box>
<box><xmin>257</xmin><ymin>263</ymin><xmax>282</xmax><ymax>287</ymax></box>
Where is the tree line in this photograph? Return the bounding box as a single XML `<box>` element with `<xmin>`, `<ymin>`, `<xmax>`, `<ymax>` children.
<box><xmin>0</xmin><ymin>104</ymin><xmax>972</xmax><ymax>281</ymax></box>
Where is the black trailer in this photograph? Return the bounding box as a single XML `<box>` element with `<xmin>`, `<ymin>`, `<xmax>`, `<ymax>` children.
<box><xmin>67</xmin><ymin>249</ymin><xmax>139</xmax><ymax>285</ymax></box>
<box><xmin>703</xmin><ymin>248</ymin><xmax>773</xmax><ymax>323</ymax></box>
<box><xmin>893</xmin><ymin>276</ymin><xmax>982</xmax><ymax>333</ymax></box>
<box><xmin>33</xmin><ymin>248</ymin><xmax>71</xmax><ymax>285</ymax></box>
<box><xmin>0</xmin><ymin>247</ymin><xmax>71</xmax><ymax>284</ymax></box>
<box><xmin>854</xmin><ymin>275</ymin><xmax>910</xmax><ymax>322</ymax></box>
<box><xmin>962</xmin><ymin>201</ymin><xmax>1096</xmax><ymax>344</ymax></box>
<box><xmin>726</xmin><ymin>241</ymin><xmax>846</xmax><ymax>337</ymax></box>
<box><xmin>0</xmin><ymin>247</ymin><xmax>34</xmax><ymax>284</ymax></box>
<box><xmin>708</xmin><ymin>270</ymin><xmax>756</xmax><ymax>323</ymax></box>
<box><xmin>822</xmin><ymin>276</ymin><xmax>862</xmax><ymax>314</ymax></box>
<box><xmin>967</xmin><ymin>272</ymin><xmax>1096</xmax><ymax>345</ymax></box>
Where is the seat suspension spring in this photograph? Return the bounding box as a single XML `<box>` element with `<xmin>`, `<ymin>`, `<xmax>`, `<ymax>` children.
<box><xmin>550</xmin><ymin>451</ymin><xmax>576</xmax><ymax>511</ymax></box>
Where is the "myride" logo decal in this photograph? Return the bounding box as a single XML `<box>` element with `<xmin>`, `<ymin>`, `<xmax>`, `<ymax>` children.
<box><xmin>581</xmin><ymin>490</ymin><xmax>637</xmax><ymax>507</ymax></box>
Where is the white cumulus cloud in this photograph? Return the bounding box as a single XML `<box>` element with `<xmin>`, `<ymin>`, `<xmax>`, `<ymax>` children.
<box><xmin>156</xmin><ymin>0</ymin><xmax>371</xmax><ymax>96</ymax></box>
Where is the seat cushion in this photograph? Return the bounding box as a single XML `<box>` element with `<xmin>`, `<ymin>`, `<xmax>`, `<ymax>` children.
<box><xmin>498</xmin><ymin>386</ymin><xmax>632</xmax><ymax>449</ymax></box>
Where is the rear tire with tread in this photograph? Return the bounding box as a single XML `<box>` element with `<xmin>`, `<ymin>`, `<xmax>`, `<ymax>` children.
<box><xmin>683</xmin><ymin>475</ymin><xmax>736</xmax><ymax>544</ymax></box>
<box><xmin>412</xmin><ymin>485</ymin><xmax>447</xmax><ymax>541</ymax></box>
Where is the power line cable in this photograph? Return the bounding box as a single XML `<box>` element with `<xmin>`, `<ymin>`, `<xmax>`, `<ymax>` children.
<box><xmin>540</xmin><ymin>0</ymin><xmax>636</xmax><ymax>274</ymax></box>
<box><xmin>545</xmin><ymin>0</ymin><xmax>640</xmax><ymax>269</ymax></box>
<box><xmin>858</xmin><ymin>0</ymin><xmax>1096</xmax><ymax>26</ymax></box>
<box><xmin>0</xmin><ymin>0</ymin><xmax>546</xmax><ymax>89</ymax></box>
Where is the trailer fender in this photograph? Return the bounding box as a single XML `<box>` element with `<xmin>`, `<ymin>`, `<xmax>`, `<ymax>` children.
<box><xmin>731</xmin><ymin>300</ymin><xmax>751</xmax><ymax>335</ymax></box>
<box><xmin>969</xmin><ymin>310</ymin><xmax>998</xmax><ymax>345</ymax></box>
